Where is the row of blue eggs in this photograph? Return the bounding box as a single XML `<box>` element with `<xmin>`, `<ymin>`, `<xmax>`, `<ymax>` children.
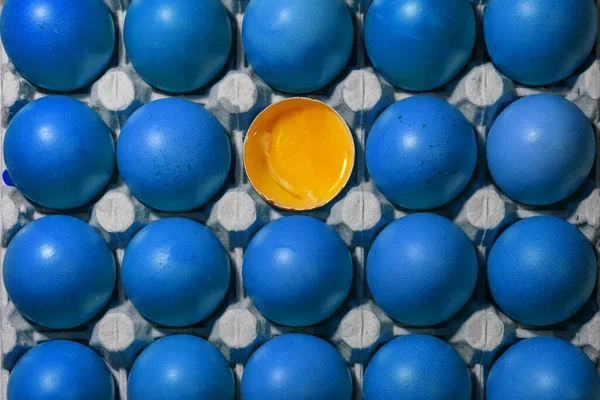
<box><xmin>1</xmin><ymin>215</ymin><xmax>348</xmax><ymax>329</ymax></box>
<box><xmin>1</xmin><ymin>0</ymin><xmax>597</xmax><ymax>93</ymax></box>
<box><xmin>369</xmin><ymin>214</ymin><xmax>597</xmax><ymax>327</ymax></box>
<box><xmin>3</xmin><ymin>96</ymin><xmax>231</xmax><ymax>212</ymax></box>
<box><xmin>367</xmin><ymin>93</ymin><xmax>596</xmax><ymax>209</ymax></box>
<box><xmin>5</xmin><ymin>213</ymin><xmax>597</xmax><ymax>398</ymax></box>
<box><xmin>8</xmin><ymin>333</ymin><xmax>600</xmax><ymax>399</ymax></box>
<box><xmin>4</xmin><ymin>212</ymin><xmax>596</xmax><ymax>330</ymax></box>
<box><xmin>365</xmin><ymin>335</ymin><xmax>600</xmax><ymax>399</ymax></box>
<box><xmin>4</xmin><ymin>92</ymin><xmax>594</xmax><ymax>213</ymax></box>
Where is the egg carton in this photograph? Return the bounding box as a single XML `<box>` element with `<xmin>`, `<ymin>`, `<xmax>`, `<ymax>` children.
<box><xmin>1</xmin><ymin>0</ymin><xmax>599</xmax><ymax>399</ymax></box>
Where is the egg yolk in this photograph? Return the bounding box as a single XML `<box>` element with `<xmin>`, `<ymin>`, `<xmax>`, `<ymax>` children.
<box><xmin>244</xmin><ymin>98</ymin><xmax>354</xmax><ymax>210</ymax></box>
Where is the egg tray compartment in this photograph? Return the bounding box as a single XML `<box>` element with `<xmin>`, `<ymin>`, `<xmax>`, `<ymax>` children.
<box><xmin>1</xmin><ymin>0</ymin><xmax>600</xmax><ymax>398</ymax></box>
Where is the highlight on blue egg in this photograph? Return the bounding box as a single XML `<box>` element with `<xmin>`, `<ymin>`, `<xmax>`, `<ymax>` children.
<box><xmin>129</xmin><ymin>335</ymin><xmax>235</xmax><ymax>400</ymax></box>
<box><xmin>3</xmin><ymin>216</ymin><xmax>116</xmax><ymax>329</ymax></box>
<box><xmin>0</xmin><ymin>0</ymin><xmax>115</xmax><ymax>91</ymax></box>
<box><xmin>486</xmin><ymin>337</ymin><xmax>600</xmax><ymax>400</ymax></box>
<box><xmin>365</xmin><ymin>0</ymin><xmax>476</xmax><ymax>91</ymax></box>
<box><xmin>488</xmin><ymin>216</ymin><xmax>596</xmax><ymax>326</ymax></box>
<box><xmin>486</xmin><ymin>94</ymin><xmax>595</xmax><ymax>206</ymax></box>
<box><xmin>117</xmin><ymin>98</ymin><xmax>231</xmax><ymax>212</ymax></box>
<box><xmin>366</xmin><ymin>96</ymin><xmax>477</xmax><ymax>210</ymax></box>
<box><xmin>122</xmin><ymin>218</ymin><xmax>230</xmax><ymax>327</ymax></box>
<box><xmin>364</xmin><ymin>335</ymin><xmax>472</xmax><ymax>400</ymax></box>
<box><xmin>367</xmin><ymin>213</ymin><xmax>478</xmax><ymax>326</ymax></box>
<box><xmin>242</xmin><ymin>334</ymin><xmax>352</xmax><ymax>400</ymax></box>
<box><xmin>8</xmin><ymin>340</ymin><xmax>115</xmax><ymax>400</ymax></box>
<box><xmin>3</xmin><ymin>96</ymin><xmax>115</xmax><ymax>210</ymax></box>
<box><xmin>124</xmin><ymin>0</ymin><xmax>232</xmax><ymax>93</ymax></box>
<box><xmin>242</xmin><ymin>0</ymin><xmax>353</xmax><ymax>93</ymax></box>
<box><xmin>243</xmin><ymin>216</ymin><xmax>353</xmax><ymax>327</ymax></box>
<box><xmin>484</xmin><ymin>0</ymin><xmax>597</xmax><ymax>86</ymax></box>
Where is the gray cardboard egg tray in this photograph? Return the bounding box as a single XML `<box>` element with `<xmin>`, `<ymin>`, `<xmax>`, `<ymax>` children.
<box><xmin>1</xmin><ymin>0</ymin><xmax>599</xmax><ymax>398</ymax></box>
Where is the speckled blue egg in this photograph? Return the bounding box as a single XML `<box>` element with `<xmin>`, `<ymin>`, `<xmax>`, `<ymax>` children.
<box><xmin>243</xmin><ymin>216</ymin><xmax>352</xmax><ymax>327</ymax></box>
<box><xmin>124</xmin><ymin>0</ymin><xmax>232</xmax><ymax>93</ymax></box>
<box><xmin>484</xmin><ymin>0</ymin><xmax>597</xmax><ymax>86</ymax></box>
<box><xmin>242</xmin><ymin>0</ymin><xmax>353</xmax><ymax>93</ymax></box>
<box><xmin>487</xmin><ymin>337</ymin><xmax>600</xmax><ymax>400</ymax></box>
<box><xmin>8</xmin><ymin>340</ymin><xmax>115</xmax><ymax>400</ymax></box>
<box><xmin>129</xmin><ymin>335</ymin><xmax>234</xmax><ymax>400</ymax></box>
<box><xmin>488</xmin><ymin>216</ymin><xmax>596</xmax><ymax>326</ymax></box>
<box><xmin>365</xmin><ymin>0</ymin><xmax>476</xmax><ymax>91</ymax></box>
<box><xmin>3</xmin><ymin>96</ymin><xmax>115</xmax><ymax>210</ymax></box>
<box><xmin>117</xmin><ymin>98</ymin><xmax>231</xmax><ymax>212</ymax></box>
<box><xmin>486</xmin><ymin>94</ymin><xmax>595</xmax><ymax>205</ymax></box>
<box><xmin>3</xmin><ymin>216</ymin><xmax>116</xmax><ymax>329</ymax></box>
<box><xmin>366</xmin><ymin>96</ymin><xmax>477</xmax><ymax>210</ymax></box>
<box><xmin>242</xmin><ymin>334</ymin><xmax>352</xmax><ymax>400</ymax></box>
<box><xmin>364</xmin><ymin>335</ymin><xmax>472</xmax><ymax>400</ymax></box>
<box><xmin>367</xmin><ymin>213</ymin><xmax>477</xmax><ymax>326</ymax></box>
<box><xmin>0</xmin><ymin>0</ymin><xmax>115</xmax><ymax>92</ymax></box>
<box><xmin>122</xmin><ymin>218</ymin><xmax>230</xmax><ymax>327</ymax></box>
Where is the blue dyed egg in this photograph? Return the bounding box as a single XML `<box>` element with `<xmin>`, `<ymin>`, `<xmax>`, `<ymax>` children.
<box><xmin>122</xmin><ymin>218</ymin><xmax>230</xmax><ymax>326</ymax></box>
<box><xmin>8</xmin><ymin>340</ymin><xmax>115</xmax><ymax>400</ymax></box>
<box><xmin>0</xmin><ymin>0</ymin><xmax>115</xmax><ymax>91</ymax></box>
<box><xmin>364</xmin><ymin>335</ymin><xmax>472</xmax><ymax>400</ymax></box>
<box><xmin>242</xmin><ymin>0</ymin><xmax>353</xmax><ymax>93</ymax></box>
<box><xmin>242</xmin><ymin>334</ymin><xmax>352</xmax><ymax>400</ymax></box>
<box><xmin>486</xmin><ymin>94</ymin><xmax>595</xmax><ymax>205</ymax></box>
<box><xmin>365</xmin><ymin>0</ymin><xmax>475</xmax><ymax>91</ymax></box>
<box><xmin>124</xmin><ymin>0</ymin><xmax>232</xmax><ymax>93</ymax></box>
<box><xmin>366</xmin><ymin>96</ymin><xmax>477</xmax><ymax>210</ymax></box>
<box><xmin>487</xmin><ymin>337</ymin><xmax>600</xmax><ymax>400</ymax></box>
<box><xmin>3</xmin><ymin>216</ymin><xmax>116</xmax><ymax>329</ymax></box>
<box><xmin>116</xmin><ymin>98</ymin><xmax>231</xmax><ymax>212</ymax></box>
<box><xmin>243</xmin><ymin>216</ymin><xmax>352</xmax><ymax>327</ymax></box>
<box><xmin>484</xmin><ymin>0</ymin><xmax>597</xmax><ymax>85</ymax></box>
<box><xmin>367</xmin><ymin>213</ymin><xmax>477</xmax><ymax>326</ymax></box>
<box><xmin>4</xmin><ymin>96</ymin><xmax>115</xmax><ymax>210</ymax></box>
<box><xmin>488</xmin><ymin>216</ymin><xmax>596</xmax><ymax>326</ymax></box>
<box><xmin>129</xmin><ymin>335</ymin><xmax>234</xmax><ymax>400</ymax></box>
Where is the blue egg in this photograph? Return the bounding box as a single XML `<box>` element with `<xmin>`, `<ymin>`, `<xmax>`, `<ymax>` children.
<box><xmin>242</xmin><ymin>0</ymin><xmax>353</xmax><ymax>93</ymax></box>
<box><xmin>487</xmin><ymin>337</ymin><xmax>600</xmax><ymax>400</ymax></box>
<box><xmin>122</xmin><ymin>218</ymin><xmax>230</xmax><ymax>326</ymax></box>
<box><xmin>8</xmin><ymin>340</ymin><xmax>114</xmax><ymax>400</ymax></box>
<box><xmin>117</xmin><ymin>98</ymin><xmax>231</xmax><ymax>212</ymax></box>
<box><xmin>0</xmin><ymin>0</ymin><xmax>115</xmax><ymax>91</ymax></box>
<box><xmin>124</xmin><ymin>0</ymin><xmax>232</xmax><ymax>93</ymax></box>
<box><xmin>366</xmin><ymin>96</ymin><xmax>477</xmax><ymax>210</ymax></box>
<box><xmin>3</xmin><ymin>216</ymin><xmax>116</xmax><ymax>329</ymax></box>
<box><xmin>484</xmin><ymin>0</ymin><xmax>597</xmax><ymax>86</ymax></box>
<box><xmin>365</xmin><ymin>0</ymin><xmax>475</xmax><ymax>91</ymax></box>
<box><xmin>486</xmin><ymin>95</ymin><xmax>595</xmax><ymax>205</ymax></box>
<box><xmin>4</xmin><ymin>96</ymin><xmax>115</xmax><ymax>210</ymax></box>
<box><xmin>488</xmin><ymin>216</ymin><xmax>596</xmax><ymax>326</ymax></box>
<box><xmin>243</xmin><ymin>216</ymin><xmax>352</xmax><ymax>327</ymax></box>
<box><xmin>367</xmin><ymin>213</ymin><xmax>477</xmax><ymax>326</ymax></box>
<box><xmin>242</xmin><ymin>334</ymin><xmax>352</xmax><ymax>400</ymax></box>
<box><xmin>129</xmin><ymin>335</ymin><xmax>234</xmax><ymax>400</ymax></box>
<box><xmin>364</xmin><ymin>335</ymin><xmax>472</xmax><ymax>400</ymax></box>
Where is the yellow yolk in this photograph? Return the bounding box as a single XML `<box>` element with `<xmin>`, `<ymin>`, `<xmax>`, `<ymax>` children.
<box><xmin>244</xmin><ymin>98</ymin><xmax>354</xmax><ymax>210</ymax></box>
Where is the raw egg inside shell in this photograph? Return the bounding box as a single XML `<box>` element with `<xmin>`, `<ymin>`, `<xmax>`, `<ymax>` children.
<box><xmin>244</xmin><ymin>98</ymin><xmax>354</xmax><ymax>210</ymax></box>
